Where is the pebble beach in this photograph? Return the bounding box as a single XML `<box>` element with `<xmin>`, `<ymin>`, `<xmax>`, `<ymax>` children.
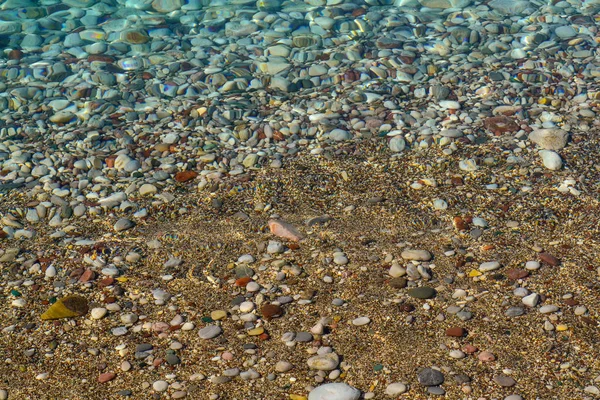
<box><xmin>1</xmin><ymin>0</ymin><xmax>600</xmax><ymax>399</ymax></box>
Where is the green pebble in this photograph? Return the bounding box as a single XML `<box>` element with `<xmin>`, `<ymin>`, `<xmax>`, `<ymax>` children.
<box><xmin>408</xmin><ymin>287</ymin><xmax>436</xmax><ymax>299</ymax></box>
<box><xmin>10</xmin><ymin>289</ymin><xmax>21</xmax><ymax>297</ymax></box>
<box><xmin>374</xmin><ymin>364</ymin><xmax>383</xmax><ymax>372</ymax></box>
<box><xmin>201</xmin><ymin>316</ymin><xmax>213</xmax><ymax>323</ymax></box>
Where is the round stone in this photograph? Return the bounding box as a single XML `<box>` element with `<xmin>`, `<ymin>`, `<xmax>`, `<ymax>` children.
<box><xmin>307</xmin><ymin>353</ymin><xmax>339</xmax><ymax>371</ymax></box>
<box><xmin>91</xmin><ymin>307</ymin><xmax>107</xmax><ymax>319</ymax></box>
<box><xmin>153</xmin><ymin>380</ymin><xmax>169</xmax><ymax>392</ymax></box>
<box><xmin>308</xmin><ymin>383</ymin><xmax>360</xmax><ymax>400</ymax></box>
<box><xmin>418</xmin><ymin>368</ymin><xmax>444</xmax><ymax>386</ymax></box>
<box><xmin>385</xmin><ymin>382</ymin><xmax>407</xmax><ymax>396</ymax></box>
<box><xmin>389</xmin><ymin>136</ymin><xmax>406</xmax><ymax>152</ymax></box>
<box><xmin>539</xmin><ymin>150</ymin><xmax>562</xmax><ymax>170</ymax></box>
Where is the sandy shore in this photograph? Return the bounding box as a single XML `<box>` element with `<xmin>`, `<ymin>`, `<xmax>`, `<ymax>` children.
<box><xmin>1</xmin><ymin>136</ymin><xmax>599</xmax><ymax>400</ymax></box>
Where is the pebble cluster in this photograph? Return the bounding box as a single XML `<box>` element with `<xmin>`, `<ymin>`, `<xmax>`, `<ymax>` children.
<box><xmin>0</xmin><ymin>0</ymin><xmax>600</xmax><ymax>399</ymax></box>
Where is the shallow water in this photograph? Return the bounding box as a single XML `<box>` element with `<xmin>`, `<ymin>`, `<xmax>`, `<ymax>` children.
<box><xmin>0</xmin><ymin>0</ymin><xmax>597</xmax><ymax>145</ymax></box>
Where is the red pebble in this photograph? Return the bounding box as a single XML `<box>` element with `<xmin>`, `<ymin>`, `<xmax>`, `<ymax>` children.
<box><xmin>446</xmin><ymin>327</ymin><xmax>467</xmax><ymax>337</ymax></box>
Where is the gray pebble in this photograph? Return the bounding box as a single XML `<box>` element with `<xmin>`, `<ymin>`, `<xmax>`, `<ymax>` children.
<box><xmin>418</xmin><ymin>368</ymin><xmax>444</xmax><ymax>386</ymax></box>
<box><xmin>199</xmin><ymin>325</ymin><xmax>222</xmax><ymax>339</ymax></box>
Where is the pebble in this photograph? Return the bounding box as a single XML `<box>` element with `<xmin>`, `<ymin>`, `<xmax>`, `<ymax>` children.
<box><xmin>385</xmin><ymin>382</ymin><xmax>407</xmax><ymax>396</ymax></box>
<box><xmin>98</xmin><ymin>373</ymin><xmax>116</xmax><ymax>383</ymax></box>
<box><xmin>268</xmin><ymin>219</ymin><xmax>304</xmax><ymax>242</ymax></box>
<box><xmin>308</xmin><ymin>383</ymin><xmax>360</xmax><ymax>400</ymax></box>
<box><xmin>91</xmin><ymin>307</ymin><xmax>107</xmax><ymax>320</ymax></box>
<box><xmin>522</xmin><ymin>293</ymin><xmax>540</xmax><ymax>307</ymax></box>
<box><xmin>479</xmin><ymin>261</ymin><xmax>501</xmax><ymax>272</ymax></box>
<box><xmin>494</xmin><ymin>375</ymin><xmax>517</xmax><ymax>387</ymax></box>
<box><xmin>401</xmin><ymin>249</ymin><xmax>432</xmax><ymax>261</ymax></box>
<box><xmin>114</xmin><ymin>218</ymin><xmax>135</xmax><ymax>232</ymax></box>
<box><xmin>199</xmin><ymin>325</ymin><xmax>222</xmax><ymax>339</ymax></box>
<box><xmin>307</xmin><ymin>353</ymin><xmax>340</xmax><ymax>371</ymax></box>
<box><xmin>352</xmin><ymin>317</ymin><xmax>370</xmax><ymax>326</ymax></box>
<box><xmin>275</xmin><ymin>361</ymin><xmax>293</xmax><ymax>373</ymax></box>
<box><xmin>153</xmin><ymin>380</ymin><xmax>169</xmax><ymax>392</ymax></box>
<box><xmin>539</xmin><ymin>150</ymin><xmax>562</xmax><ymax>170</ymax></box>
<box><xmin>529</xmin><ymin>129</ymin><xmax>568</xmax><ymax>150</ymax></box>
<box><xmin>418</xmin><ymin>368</ymin><xmax>445</xmax><ymax>386</ymax></box>
<box><xmin>408</xmin><ymin>287</ymin><xmax>436</xmax><ymax>299</ymax></box>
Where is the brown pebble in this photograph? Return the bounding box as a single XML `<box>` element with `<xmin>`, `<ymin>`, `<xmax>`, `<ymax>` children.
<box><xmin>105</xmin><ymin>155</ymin><xmax>117</xmax><ymax>168</ymax></box>
<box><xmin>99</xmin><ymin>277</ymin><xmax>115</xmax><ymax>287</ymax></box>
<box><xmin>484</xmin><ymin>116</ymin><xmax>520</xmax><ymax>136</ymax></box>
<box><xmin>388</xmin><ymin>277</ymin><xmax>407</xmax><ymax>289</ymax></box>
<box><xmin>175</xmin><ymin>170</ymin><xmax>198</xmax><ymax>183</ymax></box>
<box><xmin>69</xmin><ymin>268</ymin><xmax>84</xmax><ymax>280</ymax></box>
<box><xmin>539</xmin><ymin>253</ymin><xmax>560</xmax><ymax>266</ymax></box>
<box><xmin>235</xmin><ymin>277</ymin><xmax>252</xmax><ymax>287</ymax></box>
<box><xmin>453</xmin><ymin>216</ymin><xmax>468</xmax><ymax>231</ymax></box>
<box><xmin>446</xmin><ymin>327</ymin><xmax>467</xmax><ymax>337</ymax></box>
<box><xmin>507</xmin><ymin>269</ymin><xmax>529</xmax><ymax>280</ymax></box>
<box><xmin>79</xmin><ymin>269</ymin><xmax>96</xmax><ymax>282</ymax></box>
<box><xmin>98</xmin><ymin>372</ymin><xmax>116</xmax><ymax>383</ymax></box>
<box><xmin>8</xmin><ymin>49</ymin><xmax>23</xmax><ymax>60</ymax></box>
<box><xmin>398</xmin><ymin>303</ymin><xmax>414</xmax><ymax>312</ymax></box>
<box><xmin>261</xmin><ymin>304</ymin><xmax>283</xmax><ymax>321</ymax></box>
<box><xmin>563</xmin><ymin>298</ymin><xmax>578</xmax><ymax>306</ymax></box>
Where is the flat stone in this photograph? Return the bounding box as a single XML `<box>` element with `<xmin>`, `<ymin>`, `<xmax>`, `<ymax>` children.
<box><xmin>352</xmin><ymin>317</ymin><xmax>370</xmax><ymax>326</ymax></box>
<box><xmin>329</xmin><ymin>129</ymin><xmax>352</xmax><ymax>141</ymax></box>
<box><xmin>507</xmin><ymin>269</ymin><xmax>529</xmax><ymax>280</ymax></box>
<box><xmin>98</xmin><ymin>372</ymin><xmax>116</xmax><ymax>383</ymax></box>
<box><xmin>494</xmin><ymin>375</ymin><xmax>516</xmax><ymax>387</ymax></box>
<box><xmin>401</xmin><ymin>249</ymin><xmax>432</xmax><ymax>261</ymax></box>
<box><xmin>445</xmin><ymin>327</ymin><xmax>467</xmax><ymax>337</ymax></box>
<box><xmin>479</xmin><ymin>261</ymin><xmax>501</xmax><ymax>272</ymax></box>
<box><xmin>389</xmin><ymin>277</ymin><xmax>407</xmax><ymax>288</ymax></box>
<box><xmin>427</xmin><ymin>386</ymin><xmax>445</xmax><ymax>395</ymax></box>
<box><xmin>408</xmin><ymin>287</ymin><xmax>436</xmax><ymax>299</ymax></box>
<box><xmin>307</xmin><ymin>353</ymin><xmax>339</xmax><ymax>371</ymax></box>
<box><xmin>418</xmin><ymin>368</ymin><xmax>444</xmax><ymax>386</ymax></box>
<box><xmin>198</xmin><ymin>325</ymin><xmax>222</xmax><ymax>339</ymax></box>
<box><xmin>539</xmin><ymin>253</ymin><xmax>560</xmax><ymax>266</ymax></box>
<box><xmin>505</xmin><ymin>307</ymin><xmax>525</xmax><ymax>317</ymax></box>
<box><xmin>308</xmin><ymin>383</ymin><xmax>361</xmax><ymax>400</ymax></box>
<box><xmin>268</xmin><ymin>219</ymin><xmax>304</xmax><ymax>241</ymax></box>
<box><xmin>295</xmin><ymin>332</ymin><xmax>313</xmax><ymax>342</ymax></box>
<box><xmin>529</xmin><ymin>128</ymin><xmax>568</xmax><ymax>150</ymax></box>
<box><xmin>139</xmin><ymin>184</ymin><xmax>157</xmax><ymax>196</ymax></box>
<box><xmin>153</xmin><ymin>380</ymin><xmax>169</xmax><ymax>392</ymax></box>
<box><xmin>385</xmin><ymin>382</ymin><xmax>407</xmax><ymax>396</ymax></box>
<box><xmin>114</xmin><ymin>218</ymin><xmax>135</xmax><ymax>232</ymax></box>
